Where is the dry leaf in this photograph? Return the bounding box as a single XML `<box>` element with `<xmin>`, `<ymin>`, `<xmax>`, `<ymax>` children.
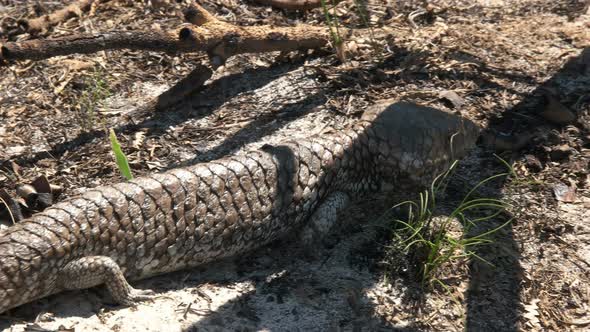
<box><xmin>552</xmin><ymin>182</ymin><xmax>577</xmax><ymax>203</ymax></box>
<box><xmin>132</xmin><ymin>132</ymin><xmax>146</xmax><ymax>149</ymax></box>
<box><xmin>523</xmin><ymin>298</ymin><xmax>541</xmax><ymax>328</ymax></box>
<box><xmin>346</xmin><ymin>40</ymin><xmax>359</xmax><ymax>58</ymax></box>
<box><xmin>61</xmin><ymin>59</ymin><xmax>95</xmax><ymax>71</ymax></box>
<box><xmin>53</xmin><ymin>74</ymin><xmax>73</xmax><ymax>95</ymax></box>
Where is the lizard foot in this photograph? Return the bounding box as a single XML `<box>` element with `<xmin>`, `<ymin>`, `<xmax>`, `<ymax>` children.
<box><xmin>117</xmin><ymin>288</ymin><xmax>157</xmax><ymax>306</ymax></box>
<box><xmin>298</xmin><ymin>191</ymin><xmax>350</xmax><ymax>259</ymax></box>
<box><xmin>58</xmin><ymin>256</ymin><xmax>158</xmax><ymax>307</ymax></box>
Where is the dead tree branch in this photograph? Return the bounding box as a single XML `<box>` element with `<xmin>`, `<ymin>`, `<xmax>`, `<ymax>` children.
<box><xmin>0</xmin><ymin>3</ymin><xmax>333</xmax><ymax>66</ymax></box>
<box><xmin>0</xmin><ymin>30</ymin><xmax>186</xmax><ymax>62</ymax></box>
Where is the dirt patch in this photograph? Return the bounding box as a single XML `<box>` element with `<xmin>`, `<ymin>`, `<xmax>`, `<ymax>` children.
<box><xmin>1</xmin><ymin>0</ymin><xmax>589</xmax><ymax>331</ymax></box>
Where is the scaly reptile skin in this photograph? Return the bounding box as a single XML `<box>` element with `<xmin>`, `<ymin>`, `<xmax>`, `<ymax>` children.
<box><xmin>0</xmin><ymin>101</ymin><xmax>479</xmax><ymax>313</ymax></box>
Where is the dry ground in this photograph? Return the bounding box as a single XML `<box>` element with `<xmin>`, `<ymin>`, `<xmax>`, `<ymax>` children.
<box><xmin>0</xmin><ymin>0</ymin><xmax>589</xmax><ymax>331</ymax></box>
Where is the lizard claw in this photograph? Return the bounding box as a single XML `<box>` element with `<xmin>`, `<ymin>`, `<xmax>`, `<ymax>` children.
<box><xmin>124</xmin><ymin>288</ymin><xmax>157</xmax><ymax>304</ymax></box>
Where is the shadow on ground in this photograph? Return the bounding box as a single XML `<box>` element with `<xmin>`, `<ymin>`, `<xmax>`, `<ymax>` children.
<box><xmin>462</xmin><ymin>47</ymin><xmax>589</xmax><ymax>331</ymax></box>
<box><xmin>2</xmin><ymin>58</ymin><xmax>306</xmax><ymax>168</ymax></box>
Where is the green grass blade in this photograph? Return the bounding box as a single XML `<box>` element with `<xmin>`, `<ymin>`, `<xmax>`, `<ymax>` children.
<box><xmin>460</xmin><ymin>172</ymin><xmax>509</xmax><ymax>205</ymax></box>
<box><xmin>494</xmin><ymin>154</ymin><xmax>516</xmax><ymax>177</ymax></box>
<box><xmin>382</xmin><ymin>158</ymin><xmax>512</xmax><ymax>289</ymax></box>
<box><xmin>467</xmin><ymin>218</ymin><xmax>513</xmax><ymax>241</ymax></box>
<box><xmin>432</xmin><ymin>160</ymin><xmax>458</xmax><ymax>196</ymax></box>
<box><xmin>109</xmin><ymin>128</ymin><xmax>133</xmax><ymax>181</ymax></box>
<box><xmin>465</xmin><ymin>251</ymin><xmax>496</xmax><ymax>267</ymax></box>
<box><xmin>468</xmin><ymin>208</ymin><xmax>506</xmax><ymax>225</ymax></box>
<box><xmin>0</xmin><ymin>195</ymin><xmax>16</xmax><ymax>225</ymax></box>
<box><xmin>320</xmin><ymin>0</ymin><xmax>342</xmax><ymax>45</ymax></box>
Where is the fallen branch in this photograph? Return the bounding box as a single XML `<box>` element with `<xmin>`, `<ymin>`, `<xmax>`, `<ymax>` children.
<box><xmin>0</xmin><ymin>30</ymin><xmax>185</xmax><ymax>62</ymax></box>
<box><xmin>0</xmin><ymin>3</ymin><xmax>334</xmax><ymax>66</ymax></box>
<box><xmin>19</xmin><ymin>0</ymin><xmax>110</xmax><ymax>35</ymax></box>
<box><xmin>252</xmin><ymin>0</ymin><xmax>344</xmax><ymax>11</ymax></box>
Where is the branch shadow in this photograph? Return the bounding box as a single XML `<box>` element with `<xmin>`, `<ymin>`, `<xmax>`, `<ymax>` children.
<box><xmin>164</xmin><ymin>92</ymin><xmax>327</xmax><ymax>169</ymax></box>
<box><xmin>1</xmin><ymin>59</ymin><xmax>306</xmax><ymax>168</ymax></box>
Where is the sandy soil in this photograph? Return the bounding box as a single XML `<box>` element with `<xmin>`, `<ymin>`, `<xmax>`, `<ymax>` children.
<box><xmin>0</xmin><ymin>0</ymin><xmax>589</xmax><ymax>331</ymax></box>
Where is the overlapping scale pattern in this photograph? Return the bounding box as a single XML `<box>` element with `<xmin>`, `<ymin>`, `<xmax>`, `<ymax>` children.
<box><xmin>0</xmin><ymin>101</ymin><xmax>480</xmax><ymax>313</ymax></box>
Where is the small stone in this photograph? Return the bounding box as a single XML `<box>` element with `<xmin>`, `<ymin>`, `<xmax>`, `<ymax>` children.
<box><xmin>439</xmin><ymin>90</ymin><xmax>465</xmax><ymax>109</ymax></box>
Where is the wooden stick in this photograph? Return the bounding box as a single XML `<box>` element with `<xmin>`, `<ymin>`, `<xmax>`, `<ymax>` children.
<box><xmin>0</xmin><ymin>3</ymin><xmax>332</xmax><ymax>65</ymax></box>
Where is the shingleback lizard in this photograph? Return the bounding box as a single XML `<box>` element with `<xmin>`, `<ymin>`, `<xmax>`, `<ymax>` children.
<box><xmin>0</xmin><ymin>101</ymin><xmax>479</xmax><ymax>314</ymax></box>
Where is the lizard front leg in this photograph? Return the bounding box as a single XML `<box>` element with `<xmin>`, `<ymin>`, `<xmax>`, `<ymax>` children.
<box><xmin>57</xmin><ymin>256</ymin><xmax>155</xmax><ymax>306</ymax></box>
<box><xmin>299</xmin><ymin>191</ymin><xmax>350</xmax><ymax>254</ymax></box>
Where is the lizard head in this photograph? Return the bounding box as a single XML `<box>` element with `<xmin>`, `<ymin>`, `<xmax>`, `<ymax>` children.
<box><xmin>360</xmin><ymin>101</ymin><xmax>480</xmax><ymax>189</ymax></box>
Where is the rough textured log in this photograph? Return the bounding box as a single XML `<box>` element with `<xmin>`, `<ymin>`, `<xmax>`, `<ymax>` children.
<box><xmin>0</xmin><ymin>3</ymin><xmax>332</xmax><ymax>65</ymax></box>
<box><xmin>0</xmin><ymin>30</ymin><xmax>188</xmax><ymax>62</ymax></box>
<box><xmin>178</xmin><ymin>18</ymin><xmax>331</xmax><ymax>63</ymax></box>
